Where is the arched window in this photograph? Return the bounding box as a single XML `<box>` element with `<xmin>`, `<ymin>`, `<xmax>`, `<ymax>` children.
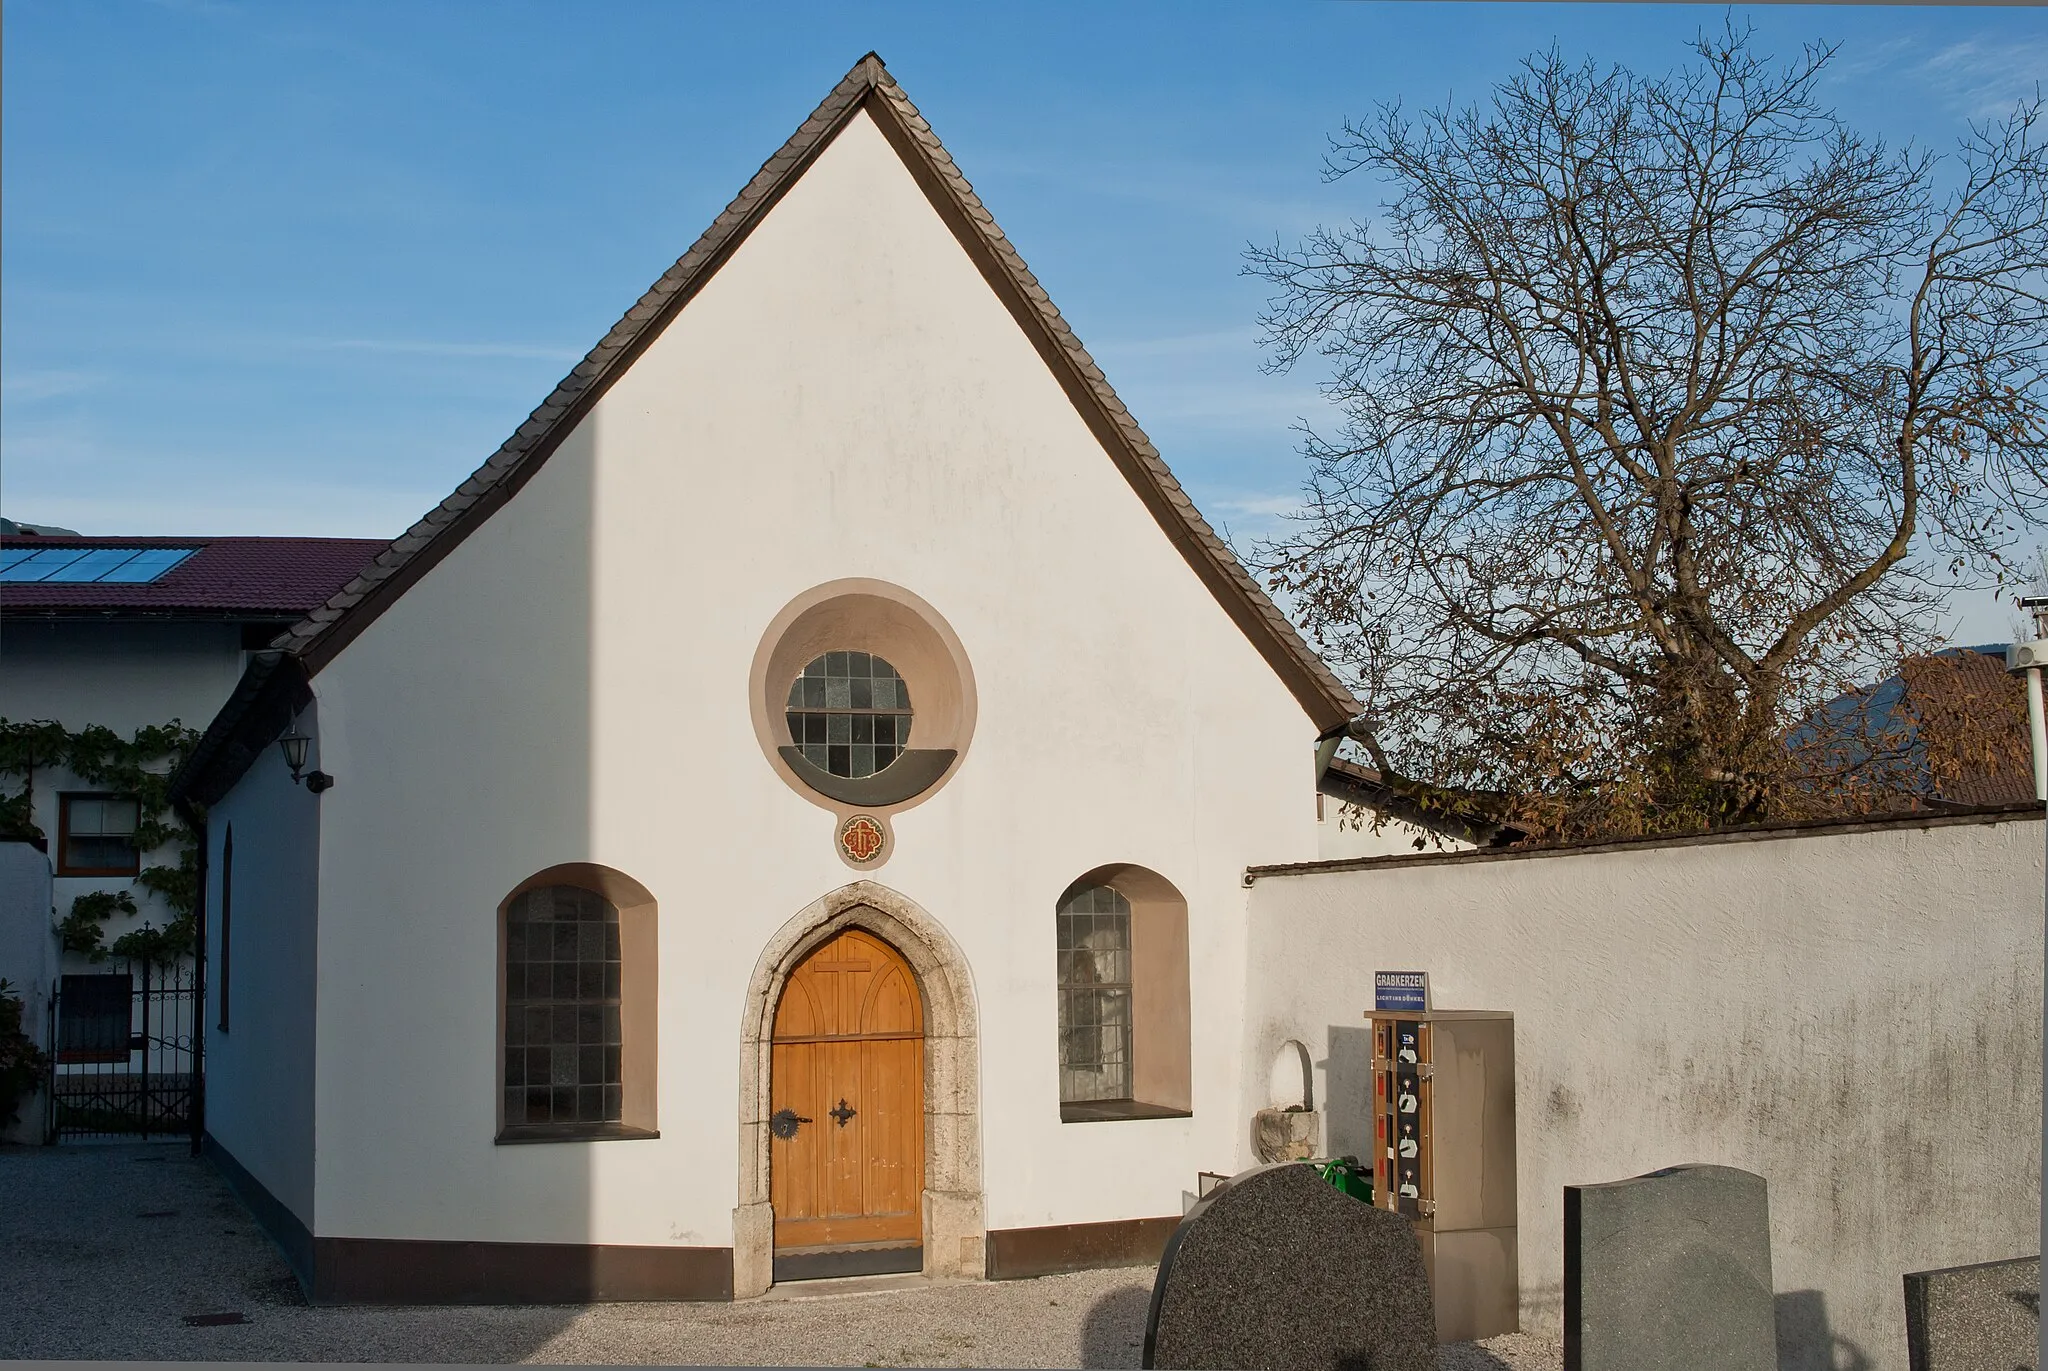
<box><xmin>498</xmin><ymin>866</ymin><xmax>658</xmax><ymax>1142</ymax></box>
<box><xmin>1057</xmin><ymin>884</ymin><xmax>1133</xmax><ymax>1103</ymax></box>
<box><xmin>1055</xmin><ymin>866</ymin><xmax>1192</xmax><ymax>1122</ymax></box>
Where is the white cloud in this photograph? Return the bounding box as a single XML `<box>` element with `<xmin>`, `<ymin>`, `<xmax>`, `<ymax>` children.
<box><xmin>309</xmin><ymin>338</ymin><xmax>584</xmax><ymax>362</ymax></box>
<box><xmin>1194</xmin><ymin>487</ymin><xmax>1313</xmax><ymax>552</ymax></box>
<box><xmin>1</xmin><ymin>370</ymin><xmax>104</xmax><ymax>403</ymax></box>
<box><xmin>1119</xmin><ymin>376</ymin><xmax>1327</xmax><ymax>432</ymax></box>
<box><xmin>5</xmin><ymin>483</ymin><xmax>428</xmax><ymax>539</ymax></box>
<box><xmin>1915</xmin><ymin>38</ymin><xmax>2047</xmax><ymax>120</ymax></box>
<box><xmin>1211</xmin><ymin>492</ymin><xmax>1310</xmax><ymax>521</ymax></box>
<box><xmin>1832</xmin><ymin>31</ymin><xmax>2047</xmax><ymax>122</ymax></box>
<box><xmin>1089</xmin><ymin>328</ymin><xmax>1259</xmax><ymax>361</ymax></box>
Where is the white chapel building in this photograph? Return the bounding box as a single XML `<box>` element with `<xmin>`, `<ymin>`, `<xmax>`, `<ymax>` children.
<box><xmin>172</xmin><ymin>54</ymin><xmax>1372</xmax><ymax>1303</ymax></box>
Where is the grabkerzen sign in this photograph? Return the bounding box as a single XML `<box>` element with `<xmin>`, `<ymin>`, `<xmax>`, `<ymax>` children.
<box><xmin>1374</xmin><ymin>971</ymin><xmax>1430</xmax><ymax>1013</ymax></box>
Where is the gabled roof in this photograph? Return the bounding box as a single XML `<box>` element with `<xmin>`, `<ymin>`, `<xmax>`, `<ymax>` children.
<box><xmin>269</xmin><ymin>53</ymin><xmax>1361</xmax><ymax>731</ymax></box>
<box><xmin>0</xmin><ymin>535</ymin><xmax>385</xmax><ymax>619</ymax></box>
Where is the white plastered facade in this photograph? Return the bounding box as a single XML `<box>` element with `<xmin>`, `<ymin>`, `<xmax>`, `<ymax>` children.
<box><xmin>204</xmin><ymin>108</ymin><xmax>1323</xmax><ymax>1260</ymax></box>
<box><xmin>2</xmin><ymin>621</ymin><xmax>248</xmax><ymax>959</ymax></box>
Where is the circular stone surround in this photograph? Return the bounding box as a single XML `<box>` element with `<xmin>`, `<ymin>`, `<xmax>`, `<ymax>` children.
<box><xmin>750</xmin><ymin>579</ymin><xmax>977</xmax><ymax>838</ymax></box>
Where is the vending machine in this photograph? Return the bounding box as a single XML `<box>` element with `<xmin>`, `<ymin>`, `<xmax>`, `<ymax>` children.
<box><xmin>1366</xmin><ymin>1008</ymin><xmax>1519</xmax><ymax>1342</ymax></box>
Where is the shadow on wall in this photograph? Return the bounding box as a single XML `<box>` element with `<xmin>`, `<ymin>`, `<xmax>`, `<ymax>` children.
<box><xmin>1323</xmin><ymin>1025</ymin><xmax>1376</xmax><ymax>1161</ymax></box>
<box><xmin>1776</xmin><ymin>1289</ymin><xmax>1874</xmax><ymax>1371</ymax></box>
<box><xmin>1080</xmin><ymin>1280</ymin><xmax>1154</xmax><ymax>1369</ymax></box>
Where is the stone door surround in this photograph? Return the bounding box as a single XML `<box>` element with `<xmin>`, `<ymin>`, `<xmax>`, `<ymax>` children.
<box><xmin>734</xmin><ymin>881</ymin><xmax>982</xmax><ymax>1296</ymax></box>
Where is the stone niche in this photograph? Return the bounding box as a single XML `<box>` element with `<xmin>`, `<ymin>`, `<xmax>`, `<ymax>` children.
<box><xmin>1252</xmin><ymin>1038</ymin><xmax>1320</xmax><ymax>1162</ymax></box>
<box><xmin>1252</xmin><ymin>1107</ymin><xmax>1318</xmax><ymax>1163</ymax></box>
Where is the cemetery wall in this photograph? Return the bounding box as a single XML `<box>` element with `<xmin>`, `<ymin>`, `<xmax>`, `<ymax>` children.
<box><xmin>1241</xmin><ymin>806</ymin><xmax>2044</xmax><ymax>1369</ymax></box>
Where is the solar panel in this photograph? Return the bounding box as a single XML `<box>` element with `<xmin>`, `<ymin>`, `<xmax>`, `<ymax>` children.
<box><xmin>0</xmin><ymin>549</ymin><xmax>91</xmax><ymax>582</ymax></box>
<box><xmin>96</xmin><ymin>549</ymin><xmax>198</xmax><ymax>583</ymax></box>
<box><xmin>0</xmin><ymin>546</ymin><xmax>197</xmax><ymax>584</ymax></box>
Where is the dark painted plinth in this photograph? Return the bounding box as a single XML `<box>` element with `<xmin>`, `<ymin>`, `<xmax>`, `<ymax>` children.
<box><xmin>1142</xmin><ymin>1161</ymin><xmax>1434</xmax><ymax>1371</ymax></box>
<box><xmin>205</xmin><ymin>1131</ymin><xmax>733</xmax><ymax>1303</ymax></box>
<box><xmin>773</xmin><ymin>1243</ymin><xmax>922</xmax><ymax>1282</ymax></box>
<box><xmin>1903</xmin><ymin>1254</ymin><xmax>2039</xmax><ymax>1371</ymax></box>
<box><xmin>1565</xmin><ymin>1163</ymin><xmax>1774</xmax><ymax>1371</ymax></box>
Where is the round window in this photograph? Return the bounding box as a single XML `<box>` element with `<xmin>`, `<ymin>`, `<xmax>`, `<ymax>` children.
<box><xmin>786</xmin><ymin>651</ymin><xmax>914</xmax><ymax>778</ymax></box>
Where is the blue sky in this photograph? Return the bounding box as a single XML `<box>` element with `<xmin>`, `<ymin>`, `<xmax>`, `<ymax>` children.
<box><xmin>5</xmin><ymin>1</ymin><xmax>2044</xmax><ymax>640</ymax></box>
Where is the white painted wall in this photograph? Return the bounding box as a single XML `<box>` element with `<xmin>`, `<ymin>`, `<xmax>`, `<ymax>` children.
<box><xmin>203</xmin><ymin>702</ymin><xmax>322</xmax><ymax>1226</ymax></box>
<box><xmin>0</xmin><ymin>840</ymin><xmax>56</xmax><ymax>1144</ymax></box>
<box><xmin>0</xmin><ymin>620</ymin><xmax>247</xmax><ymax>958</ymax></box>
<box><xmin>1242</xmin><ymin>813</ymin><xmax>2045</xmax><ymax>1370</ymax></box>
<box><xmin>282</xmin><ymin>106</ymin><xmax>1321</xmax><ymax>1251</ymax></box>
<box><xmin>0</xmin><ymin>621</ymin><xmax>246</xmax><ymax>736</ymax></box>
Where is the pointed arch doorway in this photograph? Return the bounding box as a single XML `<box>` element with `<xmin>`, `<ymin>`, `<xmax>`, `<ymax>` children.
<box><xmin>735</xmin><ymin>882</ymin><xmax>984</xmax><ymax>1298</ymax></box>
<box><xmin>769</xmin><ymin>927</ymin><xmax>926</xmax><ymax>1278</ymax></box>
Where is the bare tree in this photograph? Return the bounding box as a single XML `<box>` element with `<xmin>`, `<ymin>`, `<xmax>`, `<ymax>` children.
<box><xmin>1250</xmin><ymin>24</ymin><xmax>2048</xmax><ymax>836</ymax></box>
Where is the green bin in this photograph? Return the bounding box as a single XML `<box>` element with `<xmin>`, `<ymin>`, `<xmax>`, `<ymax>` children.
<box><xmin>1314</xmin><ymin>1155</ymin><xmax>1372</xmax><ymax>1204</ymax></box>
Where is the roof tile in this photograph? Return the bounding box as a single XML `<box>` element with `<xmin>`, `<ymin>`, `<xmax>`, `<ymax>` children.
<box><xmin>1</xmin><ymin>536</ymin><xmax>385</xmax><ymax>618</ymax></box>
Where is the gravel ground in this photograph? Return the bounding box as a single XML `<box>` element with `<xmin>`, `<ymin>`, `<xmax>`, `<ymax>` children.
<box><xmin>0</xmin><ymin>1143</ymin><xmax>1560</xmax><ymax>1368</ymax></box>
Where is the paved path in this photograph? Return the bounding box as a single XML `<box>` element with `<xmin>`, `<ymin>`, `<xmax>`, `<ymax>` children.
<box><xmin>0</xmin><ymin>1143</ymin><xmax>1559</xmax><ymax>1368</ymax></box>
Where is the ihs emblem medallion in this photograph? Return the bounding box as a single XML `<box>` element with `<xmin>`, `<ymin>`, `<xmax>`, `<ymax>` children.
<box><xmin>838</xmin><ymin>814</ymin><xmax>887</xmax><ymax>865</ymax></box>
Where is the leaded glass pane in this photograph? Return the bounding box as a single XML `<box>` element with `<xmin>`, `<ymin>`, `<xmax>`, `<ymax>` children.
<box><xmin>785</xmin><ymin>651</ymin><xmax>914</xmax><ymax>779</ymax></box>
<box><xmin>1056</xmin><ymin>884</ymin><xmax>1134</xmax><ymax>1103</ymax></box>
<box><xmin>502</xmin><ymin>885</ymin><xmax>622</xmax><ymax>1127</ymax></box>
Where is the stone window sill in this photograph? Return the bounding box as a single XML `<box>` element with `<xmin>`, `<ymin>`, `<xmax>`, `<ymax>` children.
<box><xmin>1060</xmin><ymin>1099</ymin><xmax>1193</xmax><ymax>1124</ymax></box>
<box><xmin>495</xmin><ymin>1123</ymin><xmax>660</xmax><ymax>1145</ymax></box>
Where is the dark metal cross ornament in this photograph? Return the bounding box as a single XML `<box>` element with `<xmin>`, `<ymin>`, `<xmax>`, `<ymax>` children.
<box><xmin>829</xmin><ymin>1098</ymin><xmax>857</xmax><ymax>1128</ymax></box>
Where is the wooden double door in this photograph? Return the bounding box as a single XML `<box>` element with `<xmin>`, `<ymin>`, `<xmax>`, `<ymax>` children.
<box><xmin>770</xmin><ymin>928</ymin><xmax>925</xmax><ymax>1277</ymax></box>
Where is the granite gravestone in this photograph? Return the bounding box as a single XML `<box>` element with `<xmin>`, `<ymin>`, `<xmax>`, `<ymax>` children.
<box><xmin>1564</xmin><ymin>1164</ymin><xmax>1775</xmax><ymax>1371</ymax></box>
<box><xmin>1143</xmin><ymin>1161</ymin><xmax>1435</xmax><ymax>1370</ymax></box>
<box><xmin>1903</xmin><ymin>1254</ymin><xmax>2038</xmax><ymax>1371</ymax></box>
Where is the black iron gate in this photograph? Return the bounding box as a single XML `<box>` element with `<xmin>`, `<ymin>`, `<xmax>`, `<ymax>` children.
<box><xmin>46</xmin><ymin>959</ymin><xmax>199</xmax><ymax>1142</ymax></box>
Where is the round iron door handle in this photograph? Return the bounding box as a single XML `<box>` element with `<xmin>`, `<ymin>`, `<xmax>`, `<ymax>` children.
<box><xmin>769</xmin><ymin>1108</ymin><xmax>811</xmax><ymax>1140</ymax></box>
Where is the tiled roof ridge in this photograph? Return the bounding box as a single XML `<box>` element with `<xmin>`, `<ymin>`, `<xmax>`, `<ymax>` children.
<box><xmin>859</xmin><ymin>63</ymin><xmax>1359</xmax><ymax>729</ymax></box>
<box><xmin>272</xmin><ymin>59</ymin><xmax>881</xmax><ymax>668</ymax></box>
<box><xmin>268</xmin><ymin>53</ymin><xmax>1362</xmax><ymax>730</ymax></box>
<box><xmin>1</xmin><ymin>534</ymin><xmax>386</xmax><ymax>546</ymax></box>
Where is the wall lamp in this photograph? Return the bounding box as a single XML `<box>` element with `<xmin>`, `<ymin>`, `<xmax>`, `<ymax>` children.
<box><xmin>278</xmin><ymin>726</ymin><xmax>335</xmax><ymax>793</ymax></box>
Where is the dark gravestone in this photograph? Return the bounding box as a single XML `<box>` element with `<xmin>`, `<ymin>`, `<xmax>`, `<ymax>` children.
<box><xmin>1903</xmin><ymin>1254</ymin><xmax>2039</xmax><ymax>1371</ymax></box>
<box><xmin>1143</xmin><ymin>1161</ymin><xmax>1434</xmax><ymax>1370</ymax></box>
<box><xmin>1564</xmin><ymin>1164</ymin><xmax>1775</xmax><ymax>1371</ymax></box>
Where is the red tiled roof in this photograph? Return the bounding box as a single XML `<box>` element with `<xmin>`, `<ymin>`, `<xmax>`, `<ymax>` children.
<box><xmin>0</xmin><ymin>535</ymin><xmax>388</xmax><ymax>618</ymax></box>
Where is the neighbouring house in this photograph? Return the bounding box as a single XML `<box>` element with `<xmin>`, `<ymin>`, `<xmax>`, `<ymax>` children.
<box><xmin>1794</xmin><ymin>645</ymin><xmax>2037</xmax><ymax>812</ymax></box>
<box><xmin>169</xmin><ymin>54</ymin><xmax>1380</xmax><ymax>1303</ymax></box>
<box><xmin>0</xmin><ymin>531</ymin><xmax>381</xmax><ymax>1139</ymax></box>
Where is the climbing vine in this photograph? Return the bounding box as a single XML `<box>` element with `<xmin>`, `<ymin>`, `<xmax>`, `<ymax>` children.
<box><xmin>0</xmin><ymin>718</ymin><xmax>204</xmax><ymax>965</ymax></box>
<box><xmin>0</xmin><ymin>979</ymin><xmax>47</xmax><ymax>1130</ymax></box>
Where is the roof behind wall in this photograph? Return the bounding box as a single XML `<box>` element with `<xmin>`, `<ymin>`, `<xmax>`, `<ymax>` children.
<box><xmin>1</xmin><ymin>535</ymin><xmax>386</xmax><ymax>622</ymax></box>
